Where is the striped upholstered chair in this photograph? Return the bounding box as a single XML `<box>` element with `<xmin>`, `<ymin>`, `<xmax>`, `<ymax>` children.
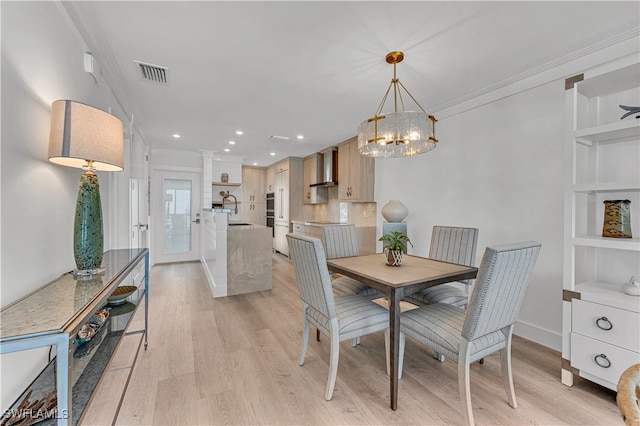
<box><xmin>398</xmin><ymin>241</ymin><xmax>541</xmax><ymax>426</ymax></box>
<box><xmin>405</xmin><ymin>226</ymin><xmax>479</xmax><ymax>308</ymax></box>
<box><xmin>286</xmin><ymin>233</ymin><xmax>389</xmax><ymax>401</ymax></box>
<box><xmin>321</xmin><ymin>224</ymin><xmax>384</xmax><ymax>299</ymax></box>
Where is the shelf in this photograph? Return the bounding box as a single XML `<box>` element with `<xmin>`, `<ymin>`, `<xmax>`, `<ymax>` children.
<box><xmin>212</xmin><ymin>182</ymin><xmax>241</xmax><ymax>186</ymax></box>
<box><xmin>577</xmin><ymin>61</ymin><xmax>640</xmax><ymax>98</ymax></box>
<box><xmin>575</xmin><ymin>281</ymin><xmax>640</xmax><ymax>313</ymax></box>
<box><xmin>573</xmin><ymin>182</ymin><xmax>640</xmax><ymax>193</ymax></box>
<box><xmin>574</xmin><ymin>120</ymin><xmax>640</xmax><ymax>145</ymax></box>
<box><xmin>573</xmin><ymin>235</ymin><xmax>640</xmax><ymax>251</ymax></box>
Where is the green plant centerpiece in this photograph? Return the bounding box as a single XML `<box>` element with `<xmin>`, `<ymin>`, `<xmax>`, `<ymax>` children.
<box><xmin>379</xmin><ymin>231</ymin><xmax>413</xmax><ymax>266</ymax></box>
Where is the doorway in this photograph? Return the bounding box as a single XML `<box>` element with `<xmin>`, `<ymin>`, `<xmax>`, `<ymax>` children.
<box><xmin>152</xmin><ymin>170</ymin><xmax>201</xmax><ymax>263</ymax></box>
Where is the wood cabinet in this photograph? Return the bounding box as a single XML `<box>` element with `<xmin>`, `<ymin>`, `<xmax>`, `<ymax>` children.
<box><xmin>271</xmin><ymin>158</ymin><xmax>303</xmax><ymax>256</ymax></box>
<box><xmin>242</xmin><ymin>166</ymin><xmax>266</xmax><ymax>225</ymax></box>
<box><xmin>338</xmin><ymin>136</ymin><xmax>375</xmax><ymax>201</ymax></box>
<box><xmin>561</xmin><ymin>56</ymin><xmax>640</xmax><ymax>391</ymax></box>
<box><xmin>303</xmin><ymin>153</ymin><xmax>327</xmax><ymax>204</ymax></box>
<box><xmin>266</xmin><ymin>165</ymin><xmax>276</xmax><ymax>194</ymax></box>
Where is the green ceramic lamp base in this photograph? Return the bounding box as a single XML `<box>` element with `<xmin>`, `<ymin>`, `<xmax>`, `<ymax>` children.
<box><xmin>74</xmin><ymin>170</ymin><xmax>104</xmax><ymax>274</ymax></box>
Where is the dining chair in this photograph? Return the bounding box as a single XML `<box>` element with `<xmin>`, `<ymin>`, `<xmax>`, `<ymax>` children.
<box><xmin>617</xmin><ymin>363</ymin><xmax>640</xmax><ymax>426</ymax></box>
<box><xmin>405</xmin><ymin>226</ymin><xmax>479</xmax><ymax>308</ymax></box>
<box><xmin>286</xmin><ymin>233</ymin><xmax>390</xmax><ymax>401</ymax></box>
<box><xmin>321</xmin><ymin>224</ymin><xmax>384</xmax><ymax>299</ymax></box>
<box><xmin>398</xmin><ymin>241</ymin><xmax>541</xmax><ymax>426</ymax></box>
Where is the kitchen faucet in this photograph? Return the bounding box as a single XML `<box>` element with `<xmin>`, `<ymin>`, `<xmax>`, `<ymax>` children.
<box><xmin>219</xmin><ymin>190</ymin><xmax>238</xmax><ymax>215</ymax></box>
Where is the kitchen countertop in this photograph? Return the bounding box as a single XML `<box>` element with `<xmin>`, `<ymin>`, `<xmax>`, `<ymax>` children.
<box><xmin>291</xmin><ymin>220</ymin><xmax>347</xmax><ymax>226</ymax></box>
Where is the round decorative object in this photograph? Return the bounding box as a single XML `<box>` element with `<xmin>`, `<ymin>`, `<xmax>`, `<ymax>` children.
<box><xmin>221</xmin><ymin>173</ymin><xmax>229</xmax><ymax>183</ymax></box>
<box><xmin>107</xmin><ymin>285</ymin><xmax>137</xmax><ymax>305</ymax></box>
<box><xmin>381</xmin><ymin>200</ymin><xmax>408</xmax><ymax>222</ymax></box>
<box><xmin>384</xmin><ymin>248</ymin><xmax>403</xmax><ymax>266</ymax></box>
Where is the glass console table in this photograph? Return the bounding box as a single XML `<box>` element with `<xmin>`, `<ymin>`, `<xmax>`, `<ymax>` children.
<box><xmin>0</xmin><ymin>248</ymin><xmax>149</xmax><ymax>425</ymax></box>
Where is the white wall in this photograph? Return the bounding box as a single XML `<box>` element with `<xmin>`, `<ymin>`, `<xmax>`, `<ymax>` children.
<box><xmin>374</xmin><ymin>48</ymin><xmax>639</xmax><ymax>350</ymax></box>
<box><xmin>1</xmin><ymin>2</ymin><xmax>131</xmax><ymax>410</ymax></box>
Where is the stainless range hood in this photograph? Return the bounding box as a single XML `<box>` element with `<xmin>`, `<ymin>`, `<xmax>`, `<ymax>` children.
<box><xmin>310</xmin><ymin>147</ymin><xmax>338</xmax><ymax>187</ymax></box>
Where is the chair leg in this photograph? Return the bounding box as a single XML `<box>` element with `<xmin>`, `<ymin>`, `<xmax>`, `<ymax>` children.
<box><xmin>434</xmin><ymin>351</ymin><xmax>445</xmax><ymax>362</ymax></box>
<box><xmin>325</xmin><ymin>319</ymin><xmax>340</xmax><ymax>400</ymax></box>
<box><xmin>351</xmin><ymin>336</ymin><xmax>360</xmax><ymax>347</ymax></box>
<box><xmin>458</xmin><ymin>340</ymin><xmax>475</xmax><ymax>426</ymax></box>
<box><xmin>501</xmin><ymin>330</ymin><xmax>517</xmax><ymax>408</ymax></box>
<box><xmin>316</xmin><ymin>328</ymin><xmax>321</xmax><ymax>341</ymax></box>
<box><xmin>299</xmin><ymin>315</ymin><xmax>310</xmax><ymax>366</ymax></box>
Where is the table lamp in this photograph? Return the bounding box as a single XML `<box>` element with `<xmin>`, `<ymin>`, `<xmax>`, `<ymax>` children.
<box><xmin>48</xmin><ymin>100</ymin><xmax>124</xmax><ymax>277</ymax></box>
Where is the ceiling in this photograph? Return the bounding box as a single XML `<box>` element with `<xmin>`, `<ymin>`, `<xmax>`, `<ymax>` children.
<box><xmin>62</xmin><ymin>1</ymin><xmax>639</xmax><ymax>166</ymax></box>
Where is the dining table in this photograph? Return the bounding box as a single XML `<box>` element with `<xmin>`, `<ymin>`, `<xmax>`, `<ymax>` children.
<box><xmin>326</xmin><ymin>253</ymin><xmax>478</xmax><ymax>411</ymax></box>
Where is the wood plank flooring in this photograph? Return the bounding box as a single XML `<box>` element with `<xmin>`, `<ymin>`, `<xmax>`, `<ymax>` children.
<box><xmin>107</xmin><ymin>254</ymin><xmax>622</xmax><ymax>425</ymax></box>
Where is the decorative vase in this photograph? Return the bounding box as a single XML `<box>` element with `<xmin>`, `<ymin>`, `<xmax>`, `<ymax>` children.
<box><xmin>602</xmin><ymin>199</ymin><xmax>632</xmax><ymax>238</ymax></box>
<box><xmin>384</xmin><ymin>248</ymin><xmax>403</xmax><ymax>266</ymax></box>
<box><xmin>381</xmin><ymin>200</ymin><xmax>408</xmax><ymax>222</ymax></box>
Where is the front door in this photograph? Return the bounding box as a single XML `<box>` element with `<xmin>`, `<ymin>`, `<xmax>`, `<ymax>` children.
<box><xmin>153</xmin><ymin>170</ymin><xmax>201</xmax><ymax>263</ymax></box>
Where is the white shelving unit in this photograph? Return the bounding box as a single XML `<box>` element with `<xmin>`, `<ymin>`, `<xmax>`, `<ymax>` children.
<box><xmin>562</xmin><ymin>56</ymin><xmax>640</xmax><ymax>391</ymax></box>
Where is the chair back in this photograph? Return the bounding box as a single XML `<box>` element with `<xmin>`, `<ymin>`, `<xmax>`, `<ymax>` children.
<box><xmin>429</xmin><ymin>226</ymin><xmax>479</xmax><ymax>284</ymax></box>
<box><xmin>286</xmin><ymin>233</ymin><xmax>336</xmax><ymax>319</ymax></box>
<box><xmin>321</xmin><ymin>224</ymin><xmax>359</xmax><ymax>259</ymax></box>
<box><xmin>462</xmin><ymin>241</ymin><xmax>541</xmax><ymax>341</ymax></box>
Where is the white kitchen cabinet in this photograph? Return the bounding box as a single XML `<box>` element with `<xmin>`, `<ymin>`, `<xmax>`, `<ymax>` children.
<box><xmin>561</xmin><ymin>56</ymin><xmax>640</xmax><ymax>391</ymax></box>
<box><xmin>274</xmin><ymin>223</ymin><xmax>289</xmax><ymax>256</ymax></box>
<box><xmin>338</xmin><ymin>136</ymin><xmax>375</xmax><ymax>202</ymax></box>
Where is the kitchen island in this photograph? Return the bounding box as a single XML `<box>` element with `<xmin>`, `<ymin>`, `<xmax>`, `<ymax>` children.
<box><xmin>201</xmin><ymin>210</ymin><xmax>272</xmax><ymax>297</ymax></box>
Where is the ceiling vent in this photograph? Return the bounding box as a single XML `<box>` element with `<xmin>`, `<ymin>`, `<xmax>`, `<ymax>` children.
<box><xmin>134</xmin><ymin>61</ymin><xmax>170</xmax><ymax>85</ymax></box>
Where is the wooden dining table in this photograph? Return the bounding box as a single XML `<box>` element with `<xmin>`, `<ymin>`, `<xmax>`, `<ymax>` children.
<box><xmin>326</xmin><ymin>253</ymin><xmax>478</xmax><ymax>411</ymax></box>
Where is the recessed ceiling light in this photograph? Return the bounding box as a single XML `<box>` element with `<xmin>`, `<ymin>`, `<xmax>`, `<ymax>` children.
<box><xmin>224</xmin><ymin>148</ymin><xmax>230</xmax><ymax>152</ymax></box>
<box><xmin>235</xmin><ymin>130</ymin><xmax>243</xmax><ymax>135</ymax></box>
<box><xmin>229</xmin><ymin>140</ymin><xmax>236</xmax><ymax>145</ymax></box>
<box><xmin>270</xmin><ymin>152</ymin><xmax>276</xmax><ymax>156</ymax></box>
<box><xmin>172</xmin><ymin>134</ymin><xmax>181</xmax><ymax>138</ymax></box>
<box><xmin>297</xmin><ymin>135</ymin><xmax>304</xmax><ymax>140</ymax></box>
<box><xmin>253</xmin><ymin>162</ymin><xmax>258</xmax><ymax>166</ymax></box>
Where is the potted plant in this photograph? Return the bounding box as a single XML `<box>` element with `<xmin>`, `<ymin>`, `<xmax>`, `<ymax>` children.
<box><xmin>379</xmin><ymin>231</ymin><xmax>413</xmax><ymax>266</ymax></box>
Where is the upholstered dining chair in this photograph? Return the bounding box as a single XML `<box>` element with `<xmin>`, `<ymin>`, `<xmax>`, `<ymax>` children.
<box><xmin>618</xmin><ymin>363</ymin><xmax>640</xmax><ymax>426</ymax></box>
<box><xmin>405</xmin><ymin>226</ymin><xmax>479</xmax><ymax>308</ymax></box>
<box><xmin>319</xmin><ymin>224</ymin><xmax>385</xmax><ymax>343</ymax></box>
<box><xmin>398</xmin><ymin>241</ymin><xmax>541</xmax><ymax>426</ymax></box>
<box><xmin>321</xmin><ymin>224</ymin><xmax>384</xmax><ymax>299</ymax></box>
<box><xmin>286</xmin><ymin>233</ymin><xmax>390</xmax><ymax>401</ymax></box>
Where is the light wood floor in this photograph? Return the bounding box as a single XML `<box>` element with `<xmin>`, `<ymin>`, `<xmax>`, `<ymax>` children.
<box><xmin>111</xmin><ymin>254</ymin><xmax>622</xmax><ymax>425</ymax></box>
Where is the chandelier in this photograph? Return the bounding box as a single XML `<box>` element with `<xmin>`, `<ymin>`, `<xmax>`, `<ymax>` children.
<box><xmin>358</xmin><ymin>51</ymin><xmax>438</xmax><ymax>157</ymax></box>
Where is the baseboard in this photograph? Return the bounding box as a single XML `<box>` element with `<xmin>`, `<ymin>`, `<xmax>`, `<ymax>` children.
<box><xmin>514</xmin><ymin>319</ymin><xmax>562</xmax><ymax>352</ymax></box>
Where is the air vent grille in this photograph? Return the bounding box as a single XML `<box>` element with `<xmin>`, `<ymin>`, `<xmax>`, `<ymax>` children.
<box><xmin>134</xmin><ymin>61</ymin><xmax>170</xmax><ymax>85</ymax></box>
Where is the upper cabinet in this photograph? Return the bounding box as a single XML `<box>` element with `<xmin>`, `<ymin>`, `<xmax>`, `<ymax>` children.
<box><xmin>303</xmin><ymin>153</ymin><xmax>328</xmax><ymax>204</ymax></box>
<box><xmin>561</xmin><ymin>56</ymin><xmax>640</xmax><ymax>392</ymax></box>
<box><xmin>266</xmin><ymin>165</ymin><xmax>276</xmax><ymax>194</ymax></box>
<box><xmin>338</xmin><ymin>136</ymin><xmax>375</xmax><ymax>202</ymax></box>
<box><xmin>242</xmin><ymin>166</ymin><xmax>266</xmax><ymax>225</ymax></box>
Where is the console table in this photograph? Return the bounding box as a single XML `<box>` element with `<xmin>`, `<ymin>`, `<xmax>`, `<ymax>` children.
<box><xmin>0</xmin><ymin>248</ymin><xmax>149</xmax><ymax>425</ymax></box>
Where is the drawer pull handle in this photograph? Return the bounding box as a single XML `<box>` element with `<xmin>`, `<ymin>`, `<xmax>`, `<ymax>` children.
<box><xmin>594</xmin><ymin>353</ymin><xmax>611</xmax><ymax>369</ymax></box>
<box><xmin>595</xmin><ymin>316</ymin><xmax>613</xmax><ymax>331</ymax></box>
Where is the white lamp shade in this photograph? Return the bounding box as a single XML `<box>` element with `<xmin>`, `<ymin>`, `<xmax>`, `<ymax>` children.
<box><xmin>48</xmin><ymin>100</ymin><xmax>124</xmax><ymax>171</ymax></box>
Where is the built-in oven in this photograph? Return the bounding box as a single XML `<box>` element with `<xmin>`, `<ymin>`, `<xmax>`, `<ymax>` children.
<box><xmin>266</xmin><ymin>192</ymin><xmax>275</xmax><ymax>236</ymax></box>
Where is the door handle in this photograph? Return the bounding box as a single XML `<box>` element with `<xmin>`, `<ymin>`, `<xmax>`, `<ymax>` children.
<box><xmin>192</xmin><ymin>218</ymin><xmax>200</xmax><ymax>224</ymax></box>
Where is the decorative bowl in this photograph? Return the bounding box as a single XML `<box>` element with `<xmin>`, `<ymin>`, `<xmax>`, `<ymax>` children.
<box><xmin>107</xmin><ymin>285</ymin><xmax>137</xmax><ymax>305</ymax></box>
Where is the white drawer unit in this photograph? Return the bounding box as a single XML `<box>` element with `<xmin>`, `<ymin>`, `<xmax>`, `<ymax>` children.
<box><xmin>570</xmin><ymin>333</ymin><xmax>640</xmax><ymax>389</ymax></box>
<box><xmin>572</xmin><ymin>299</ymin><xmax>640</xmax><ymax>351</ymax></box>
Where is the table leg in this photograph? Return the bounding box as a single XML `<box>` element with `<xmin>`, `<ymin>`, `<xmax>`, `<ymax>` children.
<box><xmin>55</xmin><ymin>335</ymin><xmax>72</xmax><ymax>425</ymax></box>
<box><xmin>388</xmin><ymin>287</ymin><xmax>403</xmax><ymax>411</ymax></box>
